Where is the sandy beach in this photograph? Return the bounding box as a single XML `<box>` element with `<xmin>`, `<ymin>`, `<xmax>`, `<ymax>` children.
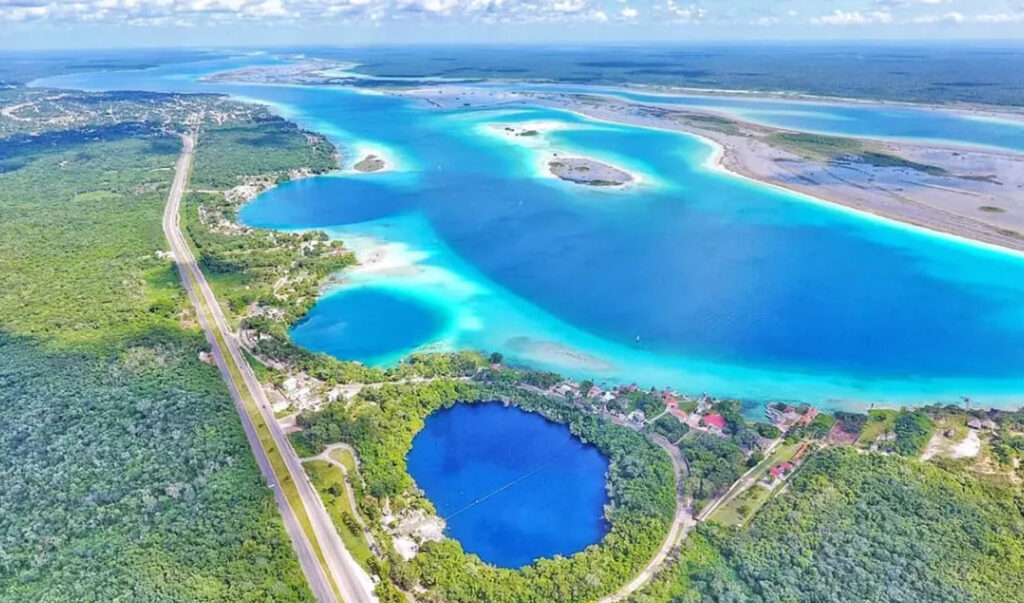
<box><xmin>404</xmin><ymin>86</ymin><xmax>1024</xmax><ymax>253</ymax></box>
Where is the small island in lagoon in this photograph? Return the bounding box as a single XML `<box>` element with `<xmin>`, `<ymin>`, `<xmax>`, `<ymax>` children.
<box><xmin>353</xmin><ymin>154</ymin><xmax>386</xmax><ymax>172</ymax></box>
<box><xmin>548</xmin><ymin>155</ymin><xmax>633</xmax><ymax>187</ymax></box>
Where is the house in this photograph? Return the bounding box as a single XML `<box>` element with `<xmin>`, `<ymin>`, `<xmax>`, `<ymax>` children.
<box><xmin>797</xmin><ymin>407</ymin><xmax>819</xmax><ymax>426</ymax></box>
<box><xmin>791</xmin><ymin>442</ymin><xmax>811</xmax><ymax>463</ymax></box>
<box><xmin>702</xmin><ymin>413</ymin><xmax>727</xmax><ymax>432</ymax></box>
<box><xmin>587</xmin><ymin>385</ymin><xmax>603</xmax><ymax>398</ymax></box>
<box><xmin>769</xmin><ymin>461</ymin><xmax>796</xmax><ymax>481</ymax></box>
<box><xmin>551</xmin><ymin>382</ymin><xmax>579</xmax><ymax>397</ymax></box>
<box><xmin>765</xmin><ymin>403</ymin><xmax>805</xmax><ymax>427</ymax></box>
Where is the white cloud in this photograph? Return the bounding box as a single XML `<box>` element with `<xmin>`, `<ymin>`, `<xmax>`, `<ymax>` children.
<box><xmin>812</xmin><ymin>9</ymin><xmax>892</xmax><ymax>25</ymax></box>
<box><xmin>973</xmin><ymin>12</ymin><xmax>1024</xmax><ymax>23</ymax></box>
<box><xmin>910</xmin><ymin>11</ymin><xmax>964</xmax><ymax>23</ymax></box>
<box><xmin>658</xmin><ymin>1</ymin><xmax>705</xmax><ymax>23</ymax></box>
<box><xmin>1</xmin><ymin>0</ymin><xmax>1020</xmax><ymax>31</ymax></box>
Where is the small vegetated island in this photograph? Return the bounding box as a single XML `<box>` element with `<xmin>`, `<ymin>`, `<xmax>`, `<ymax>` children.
<box><xmin>549</xmin><ymin>156</ymin><xmax>633</xmax><ymax>187</ymax></box>
<box><xmin>353</xmin><ymin>154</ymin><xmax>385</xmax><ymax>172</ymax></box>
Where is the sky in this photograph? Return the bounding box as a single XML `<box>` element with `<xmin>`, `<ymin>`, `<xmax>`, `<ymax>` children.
<box><xmin>1</xmin><ymin>0</ymin><xmax>1023</xmax><ymax>48</ymax></box>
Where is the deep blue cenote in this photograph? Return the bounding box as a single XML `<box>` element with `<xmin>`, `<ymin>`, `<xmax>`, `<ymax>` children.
<box><xmin>406</xmin><ymin>403</ymin><xmax>610</xmax><ymax>568</ymax></box>
<box><xmin>35</xmin><ymin>56</ymin><xmax>1024</xmax><ymax>406</ymax></box>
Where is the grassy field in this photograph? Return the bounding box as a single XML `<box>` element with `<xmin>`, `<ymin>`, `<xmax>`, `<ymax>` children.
<box><xmin>330</xmin><ymin>447</ymin><xmax>360</xmax><ymax>475</ymax></box>
<box><xmin>857</xmin><ymin>409</ymin><xmax>900</xmax><ymax>446</ymax></box>
<box><xmin>708</xmin><ymin>441</ymin><xmax>802</xmax><ymax>526</ymax></box>
<box><xmin>304</xmin><ymin>461</ymin><xmax>376</xmax><ymax>571</ymax></box>
<box><xmin>710</xmin><ymin>484</ymin><xmax>773</xmax><ymax>527</ymax></box>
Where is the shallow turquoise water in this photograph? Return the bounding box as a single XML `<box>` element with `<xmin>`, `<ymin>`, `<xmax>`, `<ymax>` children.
<box><xmin>406</xmin><ymin>402</ymin><xmax>609</xmax><ymax>568</ymax></box>
<box><xmin>490</xmin><ymin>82</ymin><xmax>1024</xmax><ymax>153</ymax></box>
<box><xmin>34</xmin><ymin>57</ymin><xmax>1024</xmax><ymax>409</ymax></box>
<box><xmin>289</xmin><ymin>287</ymin><xmax>448</xmax><ymax>365</ymax></box>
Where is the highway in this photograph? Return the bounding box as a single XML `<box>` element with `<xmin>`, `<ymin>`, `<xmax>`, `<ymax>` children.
<box><xmin>163</xmin><ymin>132</ymin><xmax>377</xmax><ymax>603</ymax></box>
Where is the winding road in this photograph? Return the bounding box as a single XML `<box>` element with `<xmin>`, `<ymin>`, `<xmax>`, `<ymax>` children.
<box><xmin>163</xmin><ymin>132</ymin><xmax>377</xmax><ymax>603</ymax></box>
<box><xmin>597</xmin><ymin>433</ymin><xmax>695</xmax><ymax>603</ymax></box>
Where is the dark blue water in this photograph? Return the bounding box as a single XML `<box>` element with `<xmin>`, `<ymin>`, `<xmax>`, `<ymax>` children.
<box><xmin>289</xmin><ymin>288</ymin><xmax>447</xmax><ymax>365</ymax></box>
<box><xmin>406</xmin><ymin>403</ymin><xmax>609</xmax><ymax>568</ymax></box>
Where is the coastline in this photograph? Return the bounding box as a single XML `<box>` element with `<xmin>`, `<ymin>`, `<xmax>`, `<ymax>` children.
<box><xmin>205</xmin><ymin>76</ymin><xmax>1024</xmax><ymax>410</ymax></box>
<box><xmin>402</xmin><ymin>86</ymin><xmax>1024</xmax><ymax>255</ymax></box>
<box><xmin>204</xmin><ymin>59</ymin><xmax>1024</xmax><ymax>123</ymax></box>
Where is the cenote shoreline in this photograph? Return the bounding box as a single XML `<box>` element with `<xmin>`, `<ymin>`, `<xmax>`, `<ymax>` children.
<box><xmin>291</xmin><ymin>378</ymin><xmax>677</xmax><ymax>602</ymax></box>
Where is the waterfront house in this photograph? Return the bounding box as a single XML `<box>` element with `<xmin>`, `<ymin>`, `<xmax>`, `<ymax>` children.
<box><xmin>796</xmin><ymin>407</ymin><xmax>819</xmax><ymax>426</ymax></box>
<box><xmin>702</xmin><ymin>413</ymin><xmax>727</xmax><ymax>433</ymax></box>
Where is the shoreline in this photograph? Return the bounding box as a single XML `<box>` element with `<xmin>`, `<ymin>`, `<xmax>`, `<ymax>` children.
<box><xmin>203</xmin><ymin>59</ymin><xmax>1024</xmax><ymax>123</ymax></box>
<box><xmin>591</xmin><ymin>80</ymin><xmax>1024</xmax><ymax>124</ymax></box>
<box><xmin>403</xmin><ymin>86</ymin><xmax>1024</xmax><ymax>256</ymax></box>
<box><xmin>220</xmin><ymin>82</ymin><xmax>1024</xmax><ymax>410</ymax></box>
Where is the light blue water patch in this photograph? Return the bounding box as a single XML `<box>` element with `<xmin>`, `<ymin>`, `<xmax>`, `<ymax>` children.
<box><xmin>487</xmin><ymin>82</ymin><xmax>1024</xmax><ymax>153</ymax></box>
<box><xmin>289</xmin><ymin>287</ymin><xmax>449</xmax><ymax>366</ymax></box>
<box><xmin>34</xmin><ymin>56</ymin><xmax>1024</xmax><ymax>409</ymax></box>
<box><xmin>407</xmin><ymin>402</ymin><xmax>609</xmax><ymax>568</ymax></box>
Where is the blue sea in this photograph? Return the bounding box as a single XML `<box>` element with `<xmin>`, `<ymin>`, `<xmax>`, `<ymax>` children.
<box><xmin>34</xmin><ymin>55</ymin><xmax>1024</xmax><ymax>409</ymax></box>
<box><xmin>406</xmin><ymin>403</ymin><xmax>609</xmax><ymax>568</ymax></box>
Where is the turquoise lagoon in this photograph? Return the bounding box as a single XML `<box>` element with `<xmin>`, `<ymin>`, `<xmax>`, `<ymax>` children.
<box><xmin>35</xmin><ymin>57</ymin><xmax>1024</xmax><ymax>409</ymax></box>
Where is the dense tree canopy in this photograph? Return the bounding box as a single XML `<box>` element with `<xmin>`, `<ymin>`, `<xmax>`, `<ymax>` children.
<box><xmin>0</xmin><ymin>93</ymin><xmax>318</xmax><ymax>600</ymax></box>
<box><xmin>634</xmin><ymin>448</ymin><xmax>1024</xmax><ymax>603</ymax></box>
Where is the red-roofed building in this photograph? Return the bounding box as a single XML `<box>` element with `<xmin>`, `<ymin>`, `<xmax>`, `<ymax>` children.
<box><xmin>702</xmin><ymin>413</ymin><xmax>727</xmax><ymax>431</ymax></box>
<box><xmin>797</xmin><ymin>407</ymin><xmax>819</xmax><ymax>426</ymax></box>
<box><xmin>769</xmin><ymin>462</ymin><xmax>796</xmax><ymax>481</ymax></box>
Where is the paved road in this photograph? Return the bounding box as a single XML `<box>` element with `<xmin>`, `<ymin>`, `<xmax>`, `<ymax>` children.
<box><xmin>164</xmin><ymin>133</ymin><xmax>376</xmax><ymax>603</ymax></box>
